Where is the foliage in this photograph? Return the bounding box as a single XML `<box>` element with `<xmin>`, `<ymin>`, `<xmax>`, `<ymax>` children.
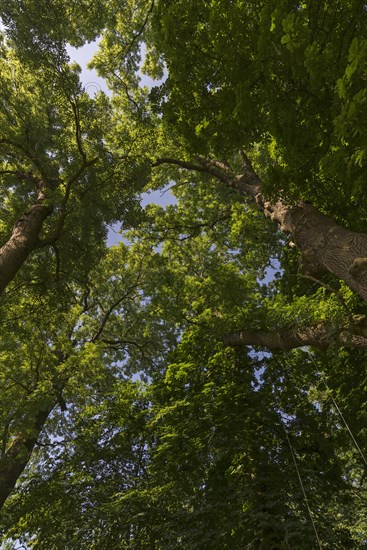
<box><xmin>1</xmin><ymin>1</ymin><xmax>367</xmax><ymax>549</ymax></box>
<box><xmin>147</xmin><ymin>0</ymin><xmax>367</xmax><ymax>225</ymax></box>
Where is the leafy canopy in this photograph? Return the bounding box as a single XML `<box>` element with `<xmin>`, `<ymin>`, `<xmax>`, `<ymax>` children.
<box><xmin>2</xmin><ymin>1</ymin><xmax>367</xmax><ymax>548</ymax></box>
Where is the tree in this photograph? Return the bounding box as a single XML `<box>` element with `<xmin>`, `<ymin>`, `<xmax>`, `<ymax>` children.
<box><xmin>3</xmin><ymin>216</ymin><xmax>367</xmax><ymax>547</ymax></box>
<box><xmin>144</xmin><ymin>0</ymin><xmax>367</xmax><ymax>303</ymax></box>
<box><xmin>0</xmin><ymin>2</ymin><xmax>155</xmax><ymax>508</ymax></box>
<box><xmin>2</xmin><ymin>0</ymin><xmax>367</xmax><ymax>548</ymax></box>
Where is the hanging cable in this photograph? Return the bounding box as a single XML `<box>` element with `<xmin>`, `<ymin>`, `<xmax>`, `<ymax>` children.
<box><xmin>270</xmin><ymin>361</ymin><xmax>322</xmax><ymax>548</ymax></box>
<box><xmin>324</xmin><ymin>380</ymin><xmax>367</xmax><ymax>469</ymax></box>
<box><xmin>307</xmin><ymin>352</ymin><xmax>367</xmax><ymax>469</ymax></box>
<box><xmin>283</xmin><ymin>424</ymin><xmax>322</xmax><ymax>549</ymax></box>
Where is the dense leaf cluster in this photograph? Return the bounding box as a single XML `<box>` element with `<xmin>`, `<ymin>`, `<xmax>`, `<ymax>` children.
<box><xmin>1</xmin><ymin>1</ymin><xmax>367</xmax><ymax>548</ymax></box>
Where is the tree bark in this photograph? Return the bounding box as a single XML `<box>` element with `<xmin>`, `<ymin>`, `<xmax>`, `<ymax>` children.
<box><xmin>0</xmin><ymin>154</ymin><xmax>98</xmax><ymax>296</ymax></box>
<box><xmin>223</xmin><ymin>316</ymin><xmax>367</xmax><ymax>351</ymax></box>
<box><xmin>0</xmin><ymin>348</ymin><xmax>70</xmax><ymax>509</ymax></box>
<box><xmin>258</xmin><ymin>198</ymin><xmax>367</xmax><ymax>303</ymax></box>
<box><xmin>154</xmin><ymin>156</ymin><xmax>367</xmax><ymax>304</ymax></box>
<box><xmin>0</xmin><ymin>402</ymin><xmax>54</xmax><ymax>509</ymax></box>
<box><xmin>0</xmin><ymin>188</ymin><xmax>52</xmax><ymax>296</ymax></box>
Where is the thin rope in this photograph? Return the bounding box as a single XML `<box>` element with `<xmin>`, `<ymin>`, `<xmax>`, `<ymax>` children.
<box><xmin>324</xmin><ymin>381</ymin><xmax>367</xmax><ymax>469</ymax></box>
<box><xmin>307</xmin><ymin>352</ymin><xmax>367</xmax><ymax>468</ymax></box>
<box><xmin>283</xmin><ymin>424</ymin><xmax>322</xmax><ymax>549</ymax></box>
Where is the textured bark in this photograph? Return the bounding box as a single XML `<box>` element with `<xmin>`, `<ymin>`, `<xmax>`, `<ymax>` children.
<box><xmin>0</xmin><ymin>190</ymin><xmax>52</xmax><ymax>296</ymax></box>
<box><xmin>154</xmin><ymin>156</ymin><xmax>367</xmax><ymax>304</ymax></box>
<box><xmin>223</xmin><ymin>316</ymin><xmax>367</xmax><ymax>351</ymax></box>
<box><xmin>0</xmin><ymin>347</ymin><xmax>69</xmax><ymax>509</ymax></box>
<box><xmin>0</xmin><ymin>403</ymin><xmax>54</xmax><ymax>509</ymax></box>
<box><xmin>258</xmin><ymin>198</ymin><xmax>367</xmax><ymax>303</ymax></box>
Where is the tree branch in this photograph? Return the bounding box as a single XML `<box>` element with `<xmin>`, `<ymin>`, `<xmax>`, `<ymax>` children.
<box><xmin>69</xmin><ymin>99</ymin><xmax>86</xmax><ymax>162</ymax></box>
<box><xmin>91</xmin><ymin>279</ymin><xmax>144</xmax><ymax>344</ymax></box>
<box><xmin>0</xmin><ymin>137</ymin><xmax>48</xmax><ymax>182</ymax></box>
<box><xmin>223</xmin><ymin>319</ymin><xmax>367</xmax><ymax>351</ymax></box>
<box><xmin>153</xmin><ymin>153</ymin><xmax>367</xmax><ymax>305</ymax></box>
<box><xmin>37</xmin><ymin>156</ymin><xmax>98</xmax><ymax>247</ymax></box>
<box><xmin>153</xmin><ymin>156</ymin><xmax>262</xmax><ymax>196</ymax></box>
<box><xmin>123</xmin><ymin>0</ymin><xmax>155</xmax><ymax>60</ymax></box>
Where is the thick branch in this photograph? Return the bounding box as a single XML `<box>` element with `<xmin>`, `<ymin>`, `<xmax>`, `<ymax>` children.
<box><xmin>154</xmin><ymin>155</ymin><xmax>367</xmax><ymax>304</ymax></box>
<box><xmin>223</xmin><ymin>318</ymin><xmax>367</xmax><ymax>351</ymax></box>
<box><xmin>153</xmin><ymin>156</ymin><xmax>261</xmax><ymax>196</ymax></box>
<box><xmin>0</xmin><ymin>152</ymin><xmax>98</xmax><ymax>293</ymax></box>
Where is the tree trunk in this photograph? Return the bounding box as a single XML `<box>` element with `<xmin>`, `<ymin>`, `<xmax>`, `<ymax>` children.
<box><xmin>0</xmin><ymin>403</ymin><xmax>54</xmax><ymax>509</ymax></box>
<box><xmin>258</xmin><ymin>198</ymin><xmax>367</xmax><ymax>303</ymax></box>
<box><xmin>154</xmin><ymin>156</ymin><xmax>367</xmax><ymax>304</ymax></box>
<box><xmin>0</xmin><ymin>195</ymin><xmax>52</xmax><ymax>296</ymax></box>
<box><xmin>0</xmin><ymin>348</ymin><xmax>69</xmax><ymax>509</ymax></box>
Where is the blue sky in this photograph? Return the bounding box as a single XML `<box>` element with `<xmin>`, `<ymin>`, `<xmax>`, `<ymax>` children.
<box><xmin>67</xmin><ymin>41</ymin><xmax>162</xmax><ymax>95</ymax></box>
<box><xmin>67</xmin><ymin>41</ymin><xmax>109</xmax><ymax>95</ymax></box>
<box><xmin>67</xmin><ymin>42</ymin><xmax>176</xmax><ymax>246</ymax></box>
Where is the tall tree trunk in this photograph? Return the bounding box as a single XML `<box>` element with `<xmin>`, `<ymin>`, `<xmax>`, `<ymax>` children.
<box><xmin>258</xmin><ymin>198</ymin><xmax>367</xmax><ymax>303</ymax></box>
<box><xmin>0</xmin><ymin>188</ymin><xmax>52</xmax><ymax>296</ymax></box>
<box><xmin>0</xmin><ymin>402</ymin><xmax>55</xmax><ymax>509</ymax></box>
<box><xmin>0</xmin><ymin>348</ymin><xmax>69</xmax><ymax>509</ymax></box>
<box><xmin>154</xmin><ymin>156</ymin><xmax>367</xmax><ymax>304</ymax></box>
